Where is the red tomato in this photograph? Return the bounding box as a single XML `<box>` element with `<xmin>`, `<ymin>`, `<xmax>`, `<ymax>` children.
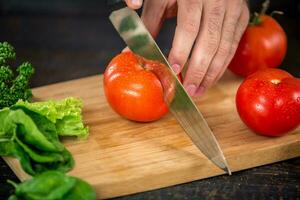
<box><xmin>103</xmin><ymin>51</ymin><xmax>169</xmax><ymax>122</ymax></box>
<box><xmin>236</xmin><ymin>68</ymin><xmax>300</xmax><ymax>136</ymax></box>
<box><xmin>229</xmin><ymin>15</ymin><xmax>287</xmax><ymax>77</ymax></box>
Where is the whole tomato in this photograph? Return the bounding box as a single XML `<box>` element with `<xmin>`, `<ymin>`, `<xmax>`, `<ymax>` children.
<box><xmin>229</xmin><ymin>15</ymin><xmax>287</xmax><ymax>77</ymax></box>
<box><xmin>103</xmin><ymin>51</ymin><xmax>169</xmax><ymax>122</ymax></box>
<box><xmin>236</xmin><ymin>68</ymin><xmax>300</xmax><ymax>136</ymax></box>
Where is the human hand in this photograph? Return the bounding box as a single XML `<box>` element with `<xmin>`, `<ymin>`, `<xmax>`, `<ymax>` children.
<box><xmin>124</xmin><ymin>0</ymin><xmax>249</xmax><ymax>97</ymax></box>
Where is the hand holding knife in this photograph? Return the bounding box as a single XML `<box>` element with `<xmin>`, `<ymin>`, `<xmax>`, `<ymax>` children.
<box><xmin>107</xmin><ymin>0</ymin><xmax>231</xmax><ymax>175</ymax></box>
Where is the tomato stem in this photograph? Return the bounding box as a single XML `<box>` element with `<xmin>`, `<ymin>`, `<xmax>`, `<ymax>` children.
<box><xmin>249</xmin><ymin>0</ymin><xmax>284</xmax><ymax>26</ymax></box>
<box><xmin>249</xmin><ymin>0</ymin><xmax>270</xmax><ymax>26</ymax></box>
<box><xmin>250</xmin><ymin>13</ymin><xmax>261</xmax><ymax>26</ymax></box>
<box><xmin>260</xmin><ymin>0</ymin><xmax>270</xmax><ymax>16</ymax></box>
<box><xmin>270</xmin><ymin>11</ymin><xmax>284</xmax><ymax>17</ymax></box>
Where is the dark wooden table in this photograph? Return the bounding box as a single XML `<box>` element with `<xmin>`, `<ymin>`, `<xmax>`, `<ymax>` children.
<box><xmin>0</xmin><ymin>1</ymin><xmax>299</xmax><ymax>199</ymax></box>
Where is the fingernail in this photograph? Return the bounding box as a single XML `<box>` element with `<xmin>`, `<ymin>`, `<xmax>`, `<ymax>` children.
<box><xmin>131</xmin><ymin>0</ymin><xmax>142</xmax><ymax>6</ymax></box>
<box><xmin>197</xmin><ymin>86</ymin><xmax>205</xmax><ymax>96</ymax></box>
<box><xmin>122</xmin><ymin>47</ymin><xmax>130</xmax><ymax>52</ymax></box>
<box><xmin>172</xmin><ymin>64</ymin><xmax>181</xmax><ymax>74</ymax></box>
<box><xmin>186</xmin><ymin>84</ymin><xmax>197</xmax><ymax>96</ymax></box>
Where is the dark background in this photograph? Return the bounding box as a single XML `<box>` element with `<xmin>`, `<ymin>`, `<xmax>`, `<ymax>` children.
<box><xmin>0</xmin><ymin>0</ymin><xmax>300</xmax><ymax>199</ymax></box>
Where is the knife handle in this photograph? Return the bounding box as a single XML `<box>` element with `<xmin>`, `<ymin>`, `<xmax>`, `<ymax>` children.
<box><xmin>106</xmin><ymin>0</ymin><xmax>127</xmax><ymax>11</ymax></box>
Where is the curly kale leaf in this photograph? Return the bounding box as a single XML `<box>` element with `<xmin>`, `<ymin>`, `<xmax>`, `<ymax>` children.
<box><xmin>0</xmin><ymin>42</ymin><xmax>16</xmax><ymax>66</ymax></box>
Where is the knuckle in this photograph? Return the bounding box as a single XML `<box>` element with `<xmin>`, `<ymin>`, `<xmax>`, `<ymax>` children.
<box><xmin>203</xmin><ymin>73</ymin><xmax>216</xmax><ymax>86</ymax></box>
<box><xmin>207</xmin><ymin>16</ymin><xmax>222</xmax><ymax>35</ymax></box>
<box><xmin>218</xmin><ymin>41</ymin><xmax>231</xmax><ymax>57</ymax></box>
<box><xmin>211</xmin><ymin>59</ymin><xmax>225</xmax><ymax>74</ymax></box>
<box><xmin>210</xmin><ymin>1</ymin><xmax>224</xmax><ymax>17</ymax></box>
<box><xmin>217</xmin><ymin>46</ymin><xmax>228</xmax><ymax>58</ymax></box>
<box><xmin>184</xmin><ymin>20</ymin><xmax>200</xmax><ymax>35</ymax></box>
<box><xmin>206</xmin><ymin>10</ymin><xmax>224</xmax><ymax>52</ymax></box>
<box><xmin>224</xmin><ymin>21</ymin><xmax>237</xmax><ymax>36</ymax></box>
<box><xmin>188</xmin><ymin>0</ymin><xmax>202</xmax><ymax>7</ymax></box>
<box><xmin>199</xmin><ymin>58</ymin><xmax>210</xmax><ymax>69</ymax></box>
<box><xmin>189</xmin><ymin>67</ymin><xmax>206</xmax><ymax>82</ymax></box>
<box><xmin>187</xmin><ymin>58</ymin><xmax>211</xmax><ymax>84</ymax></box>
<box><xmin>183</xmin><ymin>0</ymin><xmax>202</xmax><ymax>16</ymax></box>
<box><xmin>170</xmin><ymin>48</ymin><xmax>188</xmax><ymax>64</ymax></box>
<box><xmin>206</xmin><ymin>36</ymin><xmax>219</xmax><ymax>54</ymax></box>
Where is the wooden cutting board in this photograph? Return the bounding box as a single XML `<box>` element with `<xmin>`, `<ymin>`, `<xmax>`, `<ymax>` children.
<box><xmin>4</xmin><ymin>72</ymin><xmax>300</xmax><ymax>199</ymax></box>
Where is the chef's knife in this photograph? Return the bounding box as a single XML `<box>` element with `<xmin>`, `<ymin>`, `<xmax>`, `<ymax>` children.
<box><xmin>109</xmin><ymin>3</ymin><xmax>231</xmax><ymax>175</ymax></box>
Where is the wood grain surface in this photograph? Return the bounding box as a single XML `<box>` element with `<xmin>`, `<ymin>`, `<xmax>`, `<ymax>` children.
<box><xmin>3</xmin><ymin>72</ymin><xmax>300</xmax><ymax>199</ymax></box>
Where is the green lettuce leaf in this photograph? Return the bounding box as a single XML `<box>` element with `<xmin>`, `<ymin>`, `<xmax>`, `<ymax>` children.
<box><xmin>15</xmin><ymin>97</ymin><xmax>89</xmax><ymax>138</ymax></box>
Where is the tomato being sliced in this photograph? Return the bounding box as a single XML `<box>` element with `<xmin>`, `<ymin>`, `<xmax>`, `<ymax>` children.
<box><xmin>103</xmin><ymin>52</ymin><xmax>169</xmax><ymax>122</ymax></box>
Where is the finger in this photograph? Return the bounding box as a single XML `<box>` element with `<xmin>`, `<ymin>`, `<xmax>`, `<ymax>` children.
<box><xmin>195</xmin><ymin>0</ymin><xmax>244</xmax><ymax>96</ymax></box>
<box><xmin>183</xmin><ymin>0</ymin><xmax>225</xmax><ymax>96</ymax></box>
<box><xmin>124</xmin><ymin>0</ymin><xmax>143</xmax><ymax>9</ymax></box>
<box><xmin>214</xmin><ymin>3</ymin><xmax>250</xmax><ymax>83</ymax></box>
<box><xmin>141</xmin><ymin>0</ymin><xmax>168</xmax><ymax>38</ymax></box>
<box><xmin>165</xmin><ymin>2</ymin><xmax>178</xmax><ymax>19</ymax></box>
<box><xmin>168</xmin><ymin>0</ymin><xmax>202</xmax><ymax>75</ymax></box>
<box><xmin>125</xmin><ymin>0</ymin><xmax>167</xmax><ymax>54</ymax></box>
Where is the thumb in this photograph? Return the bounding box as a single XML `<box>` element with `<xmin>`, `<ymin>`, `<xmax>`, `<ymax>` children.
<box><xmin>124</xmin><ymin>0</ymin><xmax>143</xmax><ymax>9</ymax></box>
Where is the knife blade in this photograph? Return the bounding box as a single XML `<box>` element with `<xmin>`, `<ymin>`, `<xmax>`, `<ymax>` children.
<box><xmin>109</xmin><ymin>7</ymin><xmax>231</xmax><ymax>175</ymax></box>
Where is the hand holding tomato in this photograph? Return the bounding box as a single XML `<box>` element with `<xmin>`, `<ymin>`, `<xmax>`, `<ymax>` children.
<box><xmin>103</xmin><ymin>52</ymin><xmax>169</xmax><ymax>122</ymax></box>
<box><xmin>236</xmin><ymin>68</ymin><xmax>300</xmax><ymax>136</ymax></box>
